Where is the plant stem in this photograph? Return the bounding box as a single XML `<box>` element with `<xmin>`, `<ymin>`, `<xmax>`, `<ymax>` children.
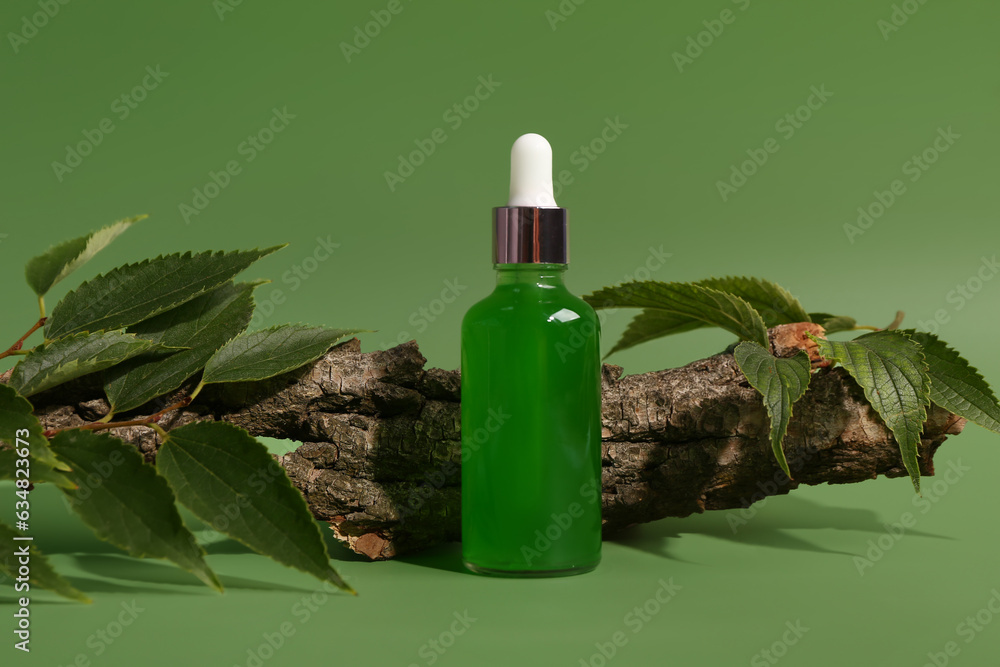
<box><xmin>189</xmin><ymin>379</ymin><xmax>207</xmax><ymax>402</ymax></box>
<box><xmin>886</xmin><ymin>310</ymin><xmax>905</xmax><ymax>331</ymax></box>
<box><xmin>37</xmin><ymin>295</ymin><xmax>46</xmax><ymax>319</ymax></box>
<box><xmin>851</xmin><ymin>310</ymin><xmax>905</xmax><ymax>334</ymax></box>
<box><xmin>44</xmin><ymin>397</ymin><xmax>192</xmax><ymax>437</ymax></box>
<box><xmin>0</xmin><ymin>317</ymin><xmax>46</xmax><ymax>361</ymax></box>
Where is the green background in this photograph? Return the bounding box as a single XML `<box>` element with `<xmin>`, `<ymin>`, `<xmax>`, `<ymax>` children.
<box><xmin>2</xmin><ymin>0</ymin><xmax>999</xmax><ymax>664</ymax></box>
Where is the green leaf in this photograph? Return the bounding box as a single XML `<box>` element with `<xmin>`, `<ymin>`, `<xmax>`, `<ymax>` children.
<box><xmin>733</xmin><ymin>341</ymin><xmax>812</xmax><ymax>477</ymax></box>
<box><xmin>45</xmin><ymin>246</ymin><xmax>284</xmax><ymax>339</ymax></box>
<box><xmin>697</xmin><ymin>276</ymin><xmax>810</xmax><ymax>325</ymax></box>
<box><xmin>24</xmin><ymin>215</ymin><xmax>145</xmax><ymax>297</ymax></box>
<box><xmin>607</xmin><ymin>310</ymin><xmax>705</xmax><ymax>357</ymax></box>
<box><xmin>907</xmin><ymin>331</ymin><xmax>1000</xmax><ymax>433</ymax></box>
<box><xmin>201</xmin><ymin>325</ymin><xmax>364</xmax><ymax>385</ymax></box>
<box><xmin>809</xmin><ymin>312</ymin><xmax>858</xmax><ymax>334</ymax></box>
<box><xmin>49</xmin><ymin>430</ymin><xmax>222</xmax><ymax>592</ymax></box>
<box><xmin>104</xmin><ymin>281</ymin><xmax>259</xmax><ymax>413</ymax></box>
<box><xmin>0</xmin><ymin>520</ymin><xmax>90</xmax><ymax>602</ymax></box>
<box><xmin>584</xmin><ymin>281</ymin><xmax>769</xmax><ymax>346</ymax></box>
<box><xmin>0</xmin><ymin>384</ymin><xmax>66</xmax><ymax>470</ymax></box>
<box><xmin>813</xmin><ymin>330</ymin><xmax>931</xmax><ymax>492</ymax></box>
<box><xmin>0</xmin><ymin>449</ymin><xmax>76</xmax><ymax>489</ymax></box>
<box><xmin>822</xmin><ymin>317</ymin><xmax>858</xmax><ymax>334</ymax></box>
<box><xmin>9</xmin><ymin>331</ymin><xmax>165</xmax><ymax>397</ymax></box>
<box><xmin>588</xmin><ymin>277</ymin><xmax>805</xmax><ymax>356</ymax></box>
<box><xmin>157</xmin><ymin>421</ymin><xmax>353</xmax><ymax>593</ymax></box>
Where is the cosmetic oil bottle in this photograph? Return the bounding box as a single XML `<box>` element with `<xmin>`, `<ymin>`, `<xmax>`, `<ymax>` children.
<box><xmin>460</xmin><ymin>133</ymin><xmax>602</xmax><ymax>577</ymax></box>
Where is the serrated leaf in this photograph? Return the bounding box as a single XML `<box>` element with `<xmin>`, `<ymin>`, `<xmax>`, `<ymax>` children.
<box><xmin>734</xmin><ymin>341</ymin><xmax>812</xmax><ymax>477</ymax></box>
<box><xmin>809</xmin><ymin>312</ymin><xmax>857</xmax><ymax>334</ymax></box>
<box><xmin>9</xmin><ymin>331</ymin><xmax>165</xmax><ymax>397</ymax></box>
<box><xmin>589</xmin><ymin>277</ymin><xmax>806</xmax><ymax>356</ymax></box>
<box><xmin>584</xmin><ymin>281</ymin><xmax>769</xmax><ymax>346</ymax></box>
<box><xmin>813</xmin><ymin>330</ymin><xmax>931</xmax><ymax>492</ymax></box>
<box><xmin>49</xmin><ymin>430</ymin><xmax>222</xmax><ymax>592</ymax></box>
<box><xmin>157</xmin><ymin>421</ymin><xmax>353</xmax><ymax>593</ymax></box>
<box><xmin>907</xmin><ymin>331</ymin><xmax>1000</xmax><ymax>433</ymax></box>
<box><xmin>0</xmin><ymin>383</ymin><xmax>65</xmax><ymax>470</ymax></box>
<box><xmin>45</xmin><ymin>246</ymin><xmax>284</xmax><ymax>339</ymax></box>
<box><xmin>202</xmin><ymin>325</ymin><xmax>364</xmax><ymax>385</ymax></box>
<box><xmin>24</xmin><ymin>215</ymin><xmax>145</xmax><ymax>297</ymax></box>
<box><xmin>104</xmin><ymin>281</ymin><xmax>259</xmax><ymax>413</ymax></box>
<box><xmin>608</xmin><ymin>310</ymin><xmax>705</xmax><ymax>357</ymax></box>
<box><xmin>0</xmin><ymin>449</ymin><xmax>76</xmax><ymax>489</ymax></box>
<box><xmin>0</xmin><ymin>520</ymin><xmax>90</xmax><ymax>602</ymax></box>
<box><xmin>698</xmin><ymin>276</ymin><xmax>810</xmax><ymax>324</ymax></box>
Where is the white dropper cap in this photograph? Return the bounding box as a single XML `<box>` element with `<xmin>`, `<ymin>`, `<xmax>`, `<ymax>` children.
<box><xmin>507</xmin><ymin>133</ymin><xmax>558</xmax><ymax>207</ymax></box>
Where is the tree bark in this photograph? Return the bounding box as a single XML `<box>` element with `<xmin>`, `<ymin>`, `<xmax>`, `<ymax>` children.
<box><xmin>21</xmin><ymin>324</ymin><xmax>966</xmax><ymax>560</ymax></box>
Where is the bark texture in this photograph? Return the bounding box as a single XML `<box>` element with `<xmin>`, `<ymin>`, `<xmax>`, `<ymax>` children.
<box><xmin>21</xmin><ymin>324</ymin><xmax>966</xmax><ymax>560</ymax></box>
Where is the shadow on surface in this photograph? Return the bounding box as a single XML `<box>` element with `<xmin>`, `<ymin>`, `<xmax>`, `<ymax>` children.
<box><xmin>70</xmin><ymin>554</ymin><xmax>315</xmax><ymax>593</ymax></box>
<box><xmin>395</xmin><ymin>542</ymin><xmax>466</xmax><ymax>574</ymax></box>
<box><xmin>63</xmin><ymin>575</ymin><xmax>202</xmax><ymax>596</ymax></box>
<box><xmin>608</xmin><ymin>495</ymin><xmax>953</xmax><ymax>560</ymax></box>
<box><xmin>0</xmin><ymin>595</ymin><xmax>67</xmax><ymax>605</ymax></box>
<box><xmin>606</xmin><ymin>522</ymin><xmax>699</xmax><ymax>564</ymax></box>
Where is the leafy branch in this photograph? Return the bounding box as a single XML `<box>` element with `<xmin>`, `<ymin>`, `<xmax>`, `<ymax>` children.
<box><xmin>43</xmin><ymin>397</ymin><xmax>193</xmax><ymax>437</ymax></box>
<box><xmin>584</xmin><ymin>277</ymin><xmax>1000</xmax><ymax>494</ymax></box>
<box><xmin>0</xmin><ymin>216</ymin><xmax>365</xmax><ymax>601</ymax></box>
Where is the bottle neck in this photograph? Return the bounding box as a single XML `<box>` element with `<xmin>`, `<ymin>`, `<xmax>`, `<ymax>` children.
<box><xmin>494</xmin><ymin>263</ymin><xmax>567</xmax><ymax>287</ymax></box>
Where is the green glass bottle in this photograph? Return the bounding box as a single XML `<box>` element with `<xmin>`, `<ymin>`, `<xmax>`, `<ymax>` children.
<box><xmin>460</xmin><ymin>134</ymin><xmax>602</xmax><ymax>577</ymax></box>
